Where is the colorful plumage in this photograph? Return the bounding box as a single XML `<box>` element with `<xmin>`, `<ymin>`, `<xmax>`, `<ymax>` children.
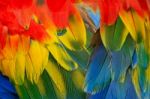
<box><xmin>0</xmin><ymin>0</ymin><xmax>149</xmax><ymax>99</ymax></box>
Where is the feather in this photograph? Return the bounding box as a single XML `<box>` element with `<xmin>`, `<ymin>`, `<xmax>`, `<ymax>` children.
<box><xmin>10</xmin><ymin>0</ymin><xmax>33</xmax><ymax>9</ymax></box>
<box><xmin>0</xmin><ymin>74</ymin><xmax>18</xmax><ymax>99</ymax></box>
<box><xmin>98</xmin><ymin>0</ymin><xmax>121</xmax><ymax>25</ymax></box>
<box><xmin>57</xmin><ymin>28</ymin><xmax>82</xmax><ymax>50</ymax></box>
<box><xmin>28</xmin><ymin>40</ymin><xmax>43</xmax><ymax>83</ymax></box>
<box><xmin>105</xmin><ymin>70</ymin><xmax>138</xmax><ymax>99</ymax></box>
<box><xmin>71</xmin><ymin>70</ymin><xmax>85</xmax><ymax>90</ymax></box>
<box><xmin>61</xmin><ymin>68</ymin><xmax>86</xmax><ymax>99</ymax></box>
<box><xmin>45</xmin><ymin>57</ymin><xmax>67</xmax><ymax>99</ymax></box>
<box><xmin>144</xmin><ymin>16</ymin><xmax>150</xmax><ymax>56</ymax></box>
<box><xmin>111</xmin><ymin>36</ymin><xmax>135</xmax><ymax>82</ymax></box>
<box><xmin>136</xmin><ymin>42</ymin><xmax>149</xmax><ymax>68</ymax></box>
<box><xmin>23</xmin><ymin>79</ymin><xmax>43</xmax><ymax>99</ymax></box>
<box><xmin>132</xmin><ymin>50</ymin><xmax>137</xmax><ymax>68</ymax></box>
<box><xmin>100</xmin><ymin>17</ymin><xmax>129</xmax><ymax>51</ymax></box>
<box><xmin>0</xmin><ymin>93</ymin><xmax>18</xmax><ymax>99</ymax></box>
<box><xmin>47</xmin><ymin>42</ymin><xmax>78</xmax><ymax>71</ymax></box>
<box><xmin>132</xmin><ymin>67</ymin><xmax>141</xmax><ymax>98</ymax></box>
<box><xmin>119</xmin><ymin>9</ymin><xmax>145</xmax><ymax>42</ymax></box>
<box><xmin>89</xmin><ymin>85</ymin><xmax>109</xmax><ymax>99</ymax></box>
<box><xmin>15</xmin><ymin>50</ymin><xmax>26</xmax><ymax>84</ymax></box>
<box><xmin>40</xmin><ymin>71</ymin><xmax>58</xmax><ymax>99</ymax></box>
<box><xmin>46</xmin><ymin>0</ymin><xmax>71</xmax><ymax>28</ymax></box>
<box><xmin>77</xmin><ymin>6</ymin><xmax>98</xmax><ymax>33</ymax></box>
<box><xmin>65</xmin><ymin>46</ymin><xmax>90</xmax><ymax>69</ymax></box>
<box><xmin>15</xmin><ymin>83</ymin><xmax>34</xmax><ymax>99</ymax></box>
<box><xmin>84</xmin><ymin>44</ymin><xmax>111</xmax><ymax>94</ymax></box>
<box><xmin>68</xmin><ymin>7</ymin><xmax>87</xmax><ymax>49</ymax></box>
<box><xmin>0</xmin><ymin>74</ymin><xmax>17</xmax><ymax>94</ymax></box>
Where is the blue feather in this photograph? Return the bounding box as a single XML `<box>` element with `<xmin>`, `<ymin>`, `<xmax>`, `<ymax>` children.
<box><xmin>0</xmin><ymin>93</ymin><xmax>18</xmax><ymax>99</ymax></box>
<box><xmin>0</xmin><ymin>74</ymin><xmax>17</xmax><ymax>94</ymax></box>
<box><xmin>131</xmin><ymin>50</ymin><xmax>137</xmax><ymax>68</ymax></box>
<box><xmin>84</xmin><ymin>45</ymin><xmax>111</xmax><ymax>94</ymax></box>
<box><xmin>111</xmin><ymin>36</ymin><xmax>135</xmax><ymax>81</ymax></box>
<box><xmin>89</xmin><ymin>85</ymin><xmax>109</xmax><ymax>99</ymax></box>
<box><xmin>89</xmin><ymin>70</ymin><xmax>138</xmax><ymax>99</ymax></box>
<box><xmin>0</xmin><ymin>74</ymin><xmax>18</xmax><ymax>99</ymax></box>
<box><xmin>87</xmin><ymin>9</ymin><xmax>100</xmax><ymax>28</ymax></box>
<box><xmin>105</xmin><ymin>71</ymin><xmax>138</xmax><ymax>99</ymax></box>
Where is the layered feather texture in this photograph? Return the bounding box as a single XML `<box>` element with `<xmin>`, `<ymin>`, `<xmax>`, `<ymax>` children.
<box><xmin>0</xmin><ymin>0</ymin><xmax>150</xmax><ymax>99</ymax></box>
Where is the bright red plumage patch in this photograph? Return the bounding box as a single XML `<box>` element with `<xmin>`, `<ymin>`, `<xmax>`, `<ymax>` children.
<box><xmin>137</xmin><ymin>0</ymin><xmax>150</xmax><ymax>14</ymax></box>
<box><xmin>0</xmin><ymin>23</ymin><xmax>7</xmax><ymax>49</ymax></box>
<box><xmin>0</xmin><ymin>10</ymin><xmax>24</xmax><ymax>35</ymax></box>
<box><xmin>98</xmin><ymin>0</ymin><xmax>121</xmax><ymax>25</ymax></box>
<box><xmin>46</xmin><ymin>0</ymin><xmax>72</xmax><ymax>28</ymax></box>
<box><xmin>10</xmin><ymin>0</ymin><xmax>33</xmax><ymax>9</ymax></box>
<box><xmin>0</xmin><ymin>0</ymin><xmax>10</xmax><ymax>10</ymax></box>
<box><xmin>25</xmin><ymin>20</ymin><xmax>48</xmax><ymax>41</ymax></box>
<box><xmin>122</xmin><ymin>0</ymin><xmax>143</xmax><ymax>16</ymax></box>
<box><xmin>46</xmin><ymin>0</ymin><xmax>67</xmax><ymax>12</ymax></box>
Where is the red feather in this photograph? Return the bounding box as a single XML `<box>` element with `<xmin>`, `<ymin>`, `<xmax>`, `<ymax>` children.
<box><xmin>46</xmin><ymin>0</ymin><xmax>72</xmax><ymax>28</ymax></box>
<box><xmin>122</xmin><ymin>0</ymin><xmax>143</xmax><ymax>16</ymax></box>
<box><xmin>0</xmin><ymin>10</ymin><xmax>24</xmax><ymax>35</ymax></box>
<box><xmin>25</xmin><ymin>20</ymin><xmax>47</xmax><ymax>41</ymax></box>
<box><xmin>138</xmin><ymin>0</ymin><xmax>150</xmax><ymax>14</ymax></box>
<box><xmin>98</xmin><ymin>0</ymin><xmax>121</xmax><ymax>25</ymax></box>
<box><xmin>0</xmin><ymin>23</ymin><xmax>8</xmax><ymax>49</ymax></box>
<box><xmin>10</xmin><ymin>0</ymin><xmax>33</xmax><ymax>9</ymax></box>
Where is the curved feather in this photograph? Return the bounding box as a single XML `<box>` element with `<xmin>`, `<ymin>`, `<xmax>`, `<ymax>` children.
<box><xmin>84</xmin><ymin>44</ymin><xmax>111</xmax><ymax>94</ymax></box>
<box><xmin>105</xmin><ymin>70</ymin><xmax>138</xmax><ymax>99</ymax></box>
<box><xmin>100</xmin><ymin>17</ymin><xmax>129</xmax><ymax>51</ymax></box>
<box><xmin>45</xmin><ymin>57</ymin><xmax>67</xmax><ymax>99</ymax></box>
<box><xmin>47</xmin><ymin>42</ymin><xmax>78</xmax><ymax>71</ymax></box>
<box><xmin>111</xmin><ymin>36</ymin><xmax>135</xmax><ymax>82</ymax></box>
<box><xmin>28</xmin><ymin>40</ymin><xmax>43</xmax><ymax>83</ymax></box>
<box><xmin>0</xmin><ymin>74</ymin><xmax>18</xmax><ymax>99</ymax></box>
<box><xmin>57</xmin><ymin>28</ymin><xmax>82</xmax><ymax>51</ymax></box>
<box><xmin>119</xmin><ymin>10</ymin><xmax>145</xmax><ymax>42</ymax></box>
<box><xmin>68</xmin><ymin>7</ymin><xmax>87</xmax><ymax>49</ymax></box>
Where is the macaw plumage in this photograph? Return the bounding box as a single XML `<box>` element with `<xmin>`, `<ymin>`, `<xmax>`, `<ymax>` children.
<box><xmin>0</xmin><ymin>0</ymin><xmax>149</xmax><ymax>99</ymax></box>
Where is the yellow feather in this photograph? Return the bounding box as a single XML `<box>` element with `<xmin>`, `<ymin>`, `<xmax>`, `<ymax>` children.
<box><xmin>40</xmin><ymin>45</ymin><xmax>49</xmax><ymax>74</ymax></box>
<box><xmin>72</xmin><ymin>70</ymin><xmax>84</xmax><ymax>90</ymax></box>
<box><xmin>15</xmin><ymin>51</ymin><xmax>26</xmax><ymax>85</ymax></box>
<box><xmin>68</xmin><ymin>8</ymin><xmax>86</xmax><ymax>49</ymax></box>
<box><xmin>25</xmin><ymin>54</ymin><xmax>34</xmax><ymax>83</ymax></box>
<box><xmin>47</xmin><ymin>43</ymin><xmax>78</xmax><ymax>71</ymax></box>
<box><xmin>37</xmin><ymin>77</ymin><xmax>47</xmax><ymax>98</ymax></box>
<box><xmin>57</xmin><ymin>27</ymin><xmax>81</xmax><ymax>50</ymax></box>
<box><xmin>144</xmin><ymin>16</ymin><xmax>150</xmax><ymax>54</ymax></box>
<box><xmin>1</xmin><ymin>59</ymin><xmax>11</xmax><ymax>77</ymax></box>
<box><xmin>29</xmin><ymin>40</ymin><xmax>43</xmax><ymax>83</ymax></box>
<box><xmin>1</xmin><ymin>59</ymin><xmax>17</xmax><ymax>83</ymax></box>
<box><xmin>45</xmin><ymin>60</ymin><xmax>66</xmax><ymax>99</ymax></box>
<box><xmin>132</xmin><ymin>67</ymin><xmax>141</xmax><ymax>99</ymax></box>
<box><xmin>119</xmin><ymin>10</ymin><xmax>145</xmax><ymax>42</ymax></box>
